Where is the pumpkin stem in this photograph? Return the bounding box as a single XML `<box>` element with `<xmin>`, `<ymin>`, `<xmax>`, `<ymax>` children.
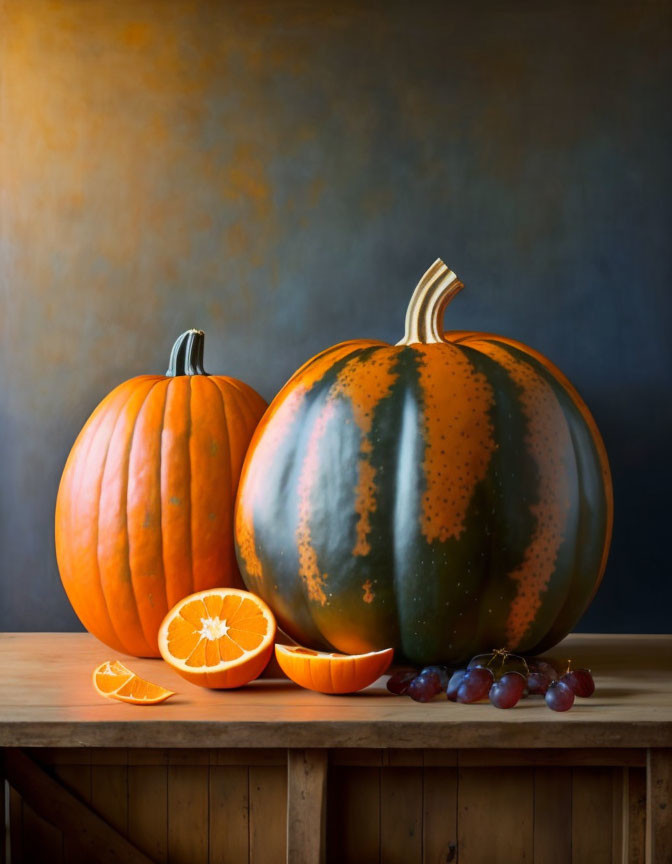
<box><xmin>396</xmin><ymin>259</ymin><xmax>464</xmax><ymax>345</ymax></box>
<box><xmin>165</xmin><ymin>329</ymin><xmax>209</xmax><ymax>377</ymax></box>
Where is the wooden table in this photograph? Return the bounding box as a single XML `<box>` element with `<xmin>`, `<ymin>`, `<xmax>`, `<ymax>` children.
<box><xmin>1</xmin><ymin>633</ymin><xmax>670</xmax><ymax>863</ymax></box>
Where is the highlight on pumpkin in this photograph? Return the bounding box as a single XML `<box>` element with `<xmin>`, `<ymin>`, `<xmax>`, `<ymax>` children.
<box><xmin>275</xmin><ymin>644</ymin><xmax>394</xmax><ymax>694</ymax></box>
<box><xmin>158</xmin><ymin>588</ymin><xmax>276</xmax><ymax>689</ymax></box>
<box><xmin>92</xmin><ymin>660</ymin><xmax>176</xmax><ymax>706</ymax></box>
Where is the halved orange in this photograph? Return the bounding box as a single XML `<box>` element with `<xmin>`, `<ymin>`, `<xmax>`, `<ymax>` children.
<box><xmin>158</xmin><ymin>588</ymin><xmax>276</xmax><ymax>689</ymax></box>
<box><xmin>275</xmin><ymin>644</ymin><xmax>394</xmax><ymax>694</ymax></box>
<box><xmin>92</xmin><ymin>660</ymin><xmax>175</xmax><ymax>705</ymax></box>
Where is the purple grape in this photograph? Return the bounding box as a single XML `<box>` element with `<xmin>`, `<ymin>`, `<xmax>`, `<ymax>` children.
<box><xmin>529</xmin><ymin>659</ymin><xmax>559</xmax><ymax>681</ymax></box>
<box><xmin>467</xmin><ymin>653</ymin><xmax>492</xmax><ymax>670</ymax></box>
<box><xmin>489</xmin><ymin>672</ymin><xmax>526</xmax><ymax>709</ymax></box>
<box><xmin>421</xmin><ymin>665</ymin><xmax>450</xmax><ymax>689</ymax></box>
<box><xmin>446</xmin><ymin>669</ymin><xmax>467</xmax><ymax>701</ymax></box>
<box><xmin>386</xmin><ymin>669</ymin><xmax>418</xmax><ymax>696</ymax></box>
<box><xmin>527</xmin><ymin>671</ymin><xmax>550</xmax><ymax>696</ymax></box>
<box><xmin>456</xmin><ymin>667</ymin><xmax>494</xmax><ymax>703</ymax></box>
<box><xmin>545</xmin><ymin>680</ymin><xmax>575</xmax><ymax>712</ymax></box>
<box><xmin>415</xmin><ymin>669</ymin><xmax>442</xmax><ymax>693</ymax></box>
<box><xmin>561</xmin><ymin>669</ymin><xmax>595</xmax><ymax>698</ymax></box>
<box><xmin>407</xmin><ymin>674</ymin><xmax>441</xmax><ymax>703</ymax></box>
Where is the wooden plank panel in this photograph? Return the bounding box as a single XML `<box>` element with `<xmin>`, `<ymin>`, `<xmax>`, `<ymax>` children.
<box><xmin>50</xmin><ymin>761</ymin><xmax>92</xmax><ymax>795</ymax></box>
<box><xmin>646</xmin><ymin>749</ymin><xmax>672</xmax><ymax>864</ymax></box>
<box><xmin>91</xmin><ymin>751</ymin><xmax>128</xmax><ymax>838</ymax></box>
<box><xmin>612</xmin><ymin>768</ymin><xmax>624</xmax><ymax>864</ymax></box>
<box><xmin>624</xmin><ymin>767</ymin><xmax>646</xmax><ymax>864</ymax></box>
<box><xmin>384</xmin><ymin>749</ymin><xmax>425</xmax><ymax>767</ymax></box>
<box><xmin>287</xmin><ymin>750</ymin><xmax>327</xmax><ymax>864</ymax></box>
<box><xmin>22</xmin><ymin>801</ymin><xmax>63</xmax><ymax>863</ymax></box>
<box><xmin>458</xmin><ymin>767</ymin><xmax>534</xmax><ymax>863</ymax></box>
<box><xmin>380</xmin><ymin>767</ymin><xmax>423</xmax><ymax>864</ymax></box>
<box><xmin>210</xmin><ymin>749</ymin><xmax>285</xmax><ymax>766</ymax></box>
<box><xmin>534</xmin><ymin>767</ymin><xmax>572</xmax><ymax>864</ymax></box>
<box><xmin>423</xmin><ymin>750</ymin><xmax>457</xmax><ymax>767</ymax></box>
<box><xmin>249</xmin><ymin>765</ymin><xmax>287</xmax><ymax>864</ymax></box>
<box><xmin>38</xmin><ymin>749</ymin><xmax>92</xmax><ymax>766</ymax></box>
<box><xmin>572</xmin><ymin>767</ymin><xmax>613</xmax><ymax>863</ymax></box>
<box><xmin>167</xmin><ymin>762</ymin><xmax>209</xmax><ymax>864</ymax></box>
<box><xmin>327</xmin><ymin>766</ymin><xmax>380</xmax><ymax>864</ymax></box>
<box><xmin>51</xmin><ymin>754</ymin><xmax>91</xmax><ymax>864</ymax></box>
<box><xmin>459</xmin><ymin>749</ymin><xmax>645</xmax><ymax>768</ymax></box>
<box><xmin>209</xmin><ymin>766</ymin><xmax>249</xmax><ymax>864</ymax></box>
<box><xmin>128</xmin><ymin>764</ymin><xmax>168</xmax><ymax>864</ymax></box>
<box><xmin>88</xmin><ymin>749</ymin><xmax>127</xmax><ymax>766</ymax></box>
<box><xmin>128</xmin><ymin>750</ymin><xmax>170</xmax><ymax>766</ymax></box>
<box><xmin>330</xmin><ymin>749</ymin><xmax>383</xmax><ymax>767</ymax></box>
<box><xmin>9</xmin><ymin>787</ymin><xmax>22</xmax><ymax>864</ymax></box>
<box><xmin>1</xmin><ymin>775</ymin><xmax>6</xmax><ymax>864</ymax></box>
<box><xmin>423</xmin><ymin>767</ymin><xmax>457</xmax><ymax>864</ymax></box>
<box><xmin>4</xmin><ymin>750</ymin><xmax>152</xmax><ymax>864</ymax></box>
<box><xmin>169</xmin><ymin>750</ymin><xmax>210</xmax><ymax>765</ymax></box>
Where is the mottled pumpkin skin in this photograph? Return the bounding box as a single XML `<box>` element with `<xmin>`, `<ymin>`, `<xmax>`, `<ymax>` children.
<box><xmin>235</xmin><ymin>333</ymin><xmax>612</xmax><ymax>665</ymax></box>
<box><xmin>56</xmin><ymin>372</ymin><xmax>267</xmax><ymax>657</ymax></box>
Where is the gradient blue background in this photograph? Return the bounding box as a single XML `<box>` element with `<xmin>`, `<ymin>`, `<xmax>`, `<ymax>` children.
<box><xmin>1</xmin><ymin>1</ymin><xmax>670</xmax><ymax>633</ymax></box>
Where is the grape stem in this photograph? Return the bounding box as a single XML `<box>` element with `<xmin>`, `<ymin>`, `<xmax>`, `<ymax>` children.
<box><xmin>484</xmin><ymin>648</ymin><xmax>529</xmax><ymax>675</ymax></box>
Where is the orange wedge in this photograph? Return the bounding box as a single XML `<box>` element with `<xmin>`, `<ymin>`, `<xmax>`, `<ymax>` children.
<box><xmin>275</xmin><ymin>644</ymin><xmax>394</xmax><ymax>694</ymax></box>
<box><xmin>92</xmin><ymin>660</ymin><xmax>175</xmax><ymax>705</ymax></box>
<box><xmin>158</xmin><ymin>588</ymin><xmax>276</xmax><ymax>689</ymax></box>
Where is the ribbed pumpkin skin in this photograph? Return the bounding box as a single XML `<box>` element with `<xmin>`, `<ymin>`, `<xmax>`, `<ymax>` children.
<box><xmin>56</xmin><ymin>373</ymin><xmax>267</xmax><ymax>657</ymax></box>
<box><xmin>235</xmin><ymin>331</ymin><xmax>612</xmax><ymax>666</ymax></box>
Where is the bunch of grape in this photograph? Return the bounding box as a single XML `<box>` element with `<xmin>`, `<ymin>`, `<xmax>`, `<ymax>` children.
<box><xmin>386</xmin><ymin>650</ymin><xmax>595</xmax><ymax>712</ymax></box>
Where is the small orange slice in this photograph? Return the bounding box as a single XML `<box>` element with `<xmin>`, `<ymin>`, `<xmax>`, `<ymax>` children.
<box><xmin>275</xmin><ymin>644</ymin><xmax>394</xmax><ymax>694</ymax></box>
<box><xmin>92</xmin><ymin>660</ymin><xmax>175</xmax><ymax>705</ymax></box>
<box><xmin>158</xmin><ymin>588</ymin><xmax>276</xmax><ymax>689</ymax></box>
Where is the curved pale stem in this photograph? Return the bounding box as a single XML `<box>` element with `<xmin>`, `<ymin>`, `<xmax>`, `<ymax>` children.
<box><xmin>397</xmin><ymin>259</ymin><xmax>464</xmax><ymax>345</ymax></box>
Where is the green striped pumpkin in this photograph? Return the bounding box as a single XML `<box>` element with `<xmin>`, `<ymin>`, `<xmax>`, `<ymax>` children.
<box><xmin>235</xmin><ymin>260</ymin><xmax>613</xmax><ymax>665</ymax></box>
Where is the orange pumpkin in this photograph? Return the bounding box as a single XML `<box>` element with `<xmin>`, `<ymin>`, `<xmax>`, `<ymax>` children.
<box><xmin>56</xmin><ymin>330</ymin><xmax>267</xmax><ymax>657</ymax></box>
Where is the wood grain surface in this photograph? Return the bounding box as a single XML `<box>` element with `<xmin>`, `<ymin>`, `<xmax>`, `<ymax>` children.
<box><xmin>0</xmin><ymin>633</ymin><xmax>672</xmax><ymax>749</ymax></box>
<box><xmin>1</xmin><ymin>633</ymin><xmax>671</xmax><ymax>749</ymax></box>
<box><xmin>286</xmin><ymin>750</ymin><xmax>327</xmax><ymax>864</ymax></box>
<box><xmin>4</xmin><ymin>749</ymin><xmax>153</xmax><ymax>864</ymax></box>
<box><xmin>647</xmin><ymin>748</ymin><xmax>672</xmax><ymax>864</ymax></box>
<box><xmin>2</xmin><ymin>748</ymin><xmax>658</xmax><ymax>864</ymax></box>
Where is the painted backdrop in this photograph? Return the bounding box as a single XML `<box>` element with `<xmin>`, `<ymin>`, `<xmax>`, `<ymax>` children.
<box><xmin>1</xmin><ymin>1</ymin><xmax>670</xmax><ymax>633</ymax></box>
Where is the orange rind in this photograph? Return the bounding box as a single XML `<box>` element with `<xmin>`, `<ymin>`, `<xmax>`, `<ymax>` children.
<box><xmin>275</xmin><ymin>644</ymin><xmax>393</xmax><ymax>694</ymax></box>
<box><xmin>92</xmin><ymin>660</ymin><xmax>175</xmax><ymax>705</ymax></box>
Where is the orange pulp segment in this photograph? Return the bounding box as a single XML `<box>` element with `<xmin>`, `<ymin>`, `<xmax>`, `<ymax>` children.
<box><xmin>158</xmin><ymin>588</ymin><xmax>276</xmax><ymax>689</ymax></box>
<box><xmin>275</xmin><ymin>644</ymin><xmax>394</xmax><ymax>694</ymax></box>
<box><xmin>92</xmin><ymin>660</ymin><xmax>175</xmax><ymax>705</ymax></box>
